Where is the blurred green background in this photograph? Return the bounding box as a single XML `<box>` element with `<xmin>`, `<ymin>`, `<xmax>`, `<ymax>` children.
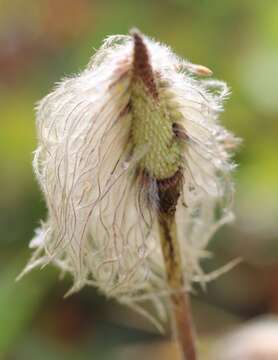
<box><xmin>1</xmin><ymin>0</ymin><xmax>278</xmax><ymax>359</ymax></box>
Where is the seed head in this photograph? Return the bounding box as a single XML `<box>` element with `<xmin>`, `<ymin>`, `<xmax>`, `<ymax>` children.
<box><xmin>20</xmin><ymin>30</ymin><xmax>239</xmax><ymax>325</ymax></box>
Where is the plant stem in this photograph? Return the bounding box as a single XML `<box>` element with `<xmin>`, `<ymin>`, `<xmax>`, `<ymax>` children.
<box><xmin>158</xmin><ymin>212</ymin><xmax>197</xmax><ymax>360</ymax></box>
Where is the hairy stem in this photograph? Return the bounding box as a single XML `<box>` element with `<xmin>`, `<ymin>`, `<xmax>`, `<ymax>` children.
<box><xmin>158</xmin><ymin>213</ymin><xmax>197</xmax><ymax>360</ymax></box>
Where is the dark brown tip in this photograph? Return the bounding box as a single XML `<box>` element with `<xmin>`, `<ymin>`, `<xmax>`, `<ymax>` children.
<box><xmin>131</xmin><ymin>29</ymin><xmax>158</xmax><ymax>99</ymax></box>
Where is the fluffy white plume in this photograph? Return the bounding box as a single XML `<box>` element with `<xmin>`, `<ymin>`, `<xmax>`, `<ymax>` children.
<box><xmin>20</xmin><ymin>31</ymin><xmax>238</xmax><ymax>325</ymax></box>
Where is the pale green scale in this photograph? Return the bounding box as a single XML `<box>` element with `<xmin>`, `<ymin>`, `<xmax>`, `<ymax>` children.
<box><xmin>131</xmin><ymin>80</ymin><xmax>183</xmax><ymax>180</ymax></box>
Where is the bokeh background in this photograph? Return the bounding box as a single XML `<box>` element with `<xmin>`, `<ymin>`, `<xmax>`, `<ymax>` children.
<box><xmin>1</xmin><ymin>0</ymin><xmax>278</xmax><ymax>359</ymax></box>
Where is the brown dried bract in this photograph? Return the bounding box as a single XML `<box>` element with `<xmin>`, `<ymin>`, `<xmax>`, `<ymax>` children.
<box><xmin>157</xmin><ymin>169</ymin><xmax>183</xmax><ymax>215</ymax></box>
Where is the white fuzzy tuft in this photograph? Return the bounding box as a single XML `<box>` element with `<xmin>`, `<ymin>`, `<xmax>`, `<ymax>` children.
<box><xmin>20</xmin><ymin>32</ymin><xmax>238</xmax><ymax>325</ymax></box>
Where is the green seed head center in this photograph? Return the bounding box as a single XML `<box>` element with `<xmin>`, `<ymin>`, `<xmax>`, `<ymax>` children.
<box><xmin>131</xmin><ymin>80</ymin><xmax>183</xmax><ymax>180</ymax></box>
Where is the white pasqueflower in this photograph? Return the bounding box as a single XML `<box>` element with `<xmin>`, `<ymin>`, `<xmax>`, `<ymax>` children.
<box><xmin>21</xmin><ymin>30</ymin><xmax>238</xmax><ymax>324</ymax></box>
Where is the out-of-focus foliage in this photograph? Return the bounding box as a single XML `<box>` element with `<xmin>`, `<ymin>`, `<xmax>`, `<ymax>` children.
<box><xmin>0</xmin><ymin>0</ymin><xmax>278</xmax><ymax>359</ymax></box>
